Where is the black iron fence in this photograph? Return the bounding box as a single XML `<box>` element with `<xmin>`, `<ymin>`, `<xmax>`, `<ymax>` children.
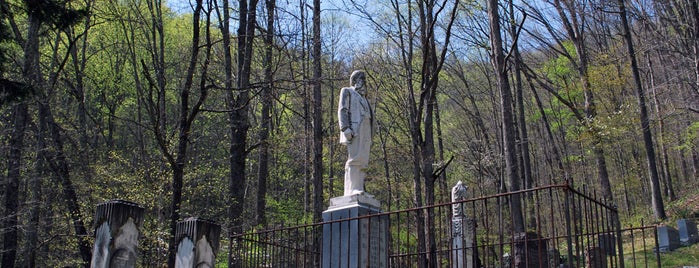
<box><xmin>230</xmin><ymin>184</ymin><xmax>662</xmax><ymax>267</ymax></box>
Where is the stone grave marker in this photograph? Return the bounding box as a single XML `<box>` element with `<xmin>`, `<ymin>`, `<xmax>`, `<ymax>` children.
<box><xmin>90</xmin><ymin>200</ymin><xmax>145</xmax><ymax>268</ymax></box>
<box><xmin>174</xmin><ymin>217</ymin><xmax>221</xmax><ymax>268</ymax></box>
<box><xmin>451</xmin><ymin>181</ymin><xmax>477</xmax><ymax>268</ymax></box>
<box><xmin>657</xmin><ymin>225</ymin><xmax>681</xmax><ymax>252</ymax></box>
<box><xmin>598</xmin><ymin>233</ymin><xmax>616</xmax><ymax>256</ymax></box>
<box><xmin>677</xmin><ymin>219</ymin><xmax>698</xmax><ymax>246</ymax></box>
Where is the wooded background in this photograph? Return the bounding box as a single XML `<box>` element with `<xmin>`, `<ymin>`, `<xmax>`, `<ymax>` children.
<box><xmin>1</xmin><ymin>0</ymin><xmax>698</xmax><ymax>266</ymax></box>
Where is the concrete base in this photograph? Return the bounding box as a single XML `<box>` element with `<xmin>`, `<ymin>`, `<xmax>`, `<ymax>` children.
<box><xmin>322</xmin><ymin>193</ymin><xmax>387</xmax><ymax>268</ymax></box>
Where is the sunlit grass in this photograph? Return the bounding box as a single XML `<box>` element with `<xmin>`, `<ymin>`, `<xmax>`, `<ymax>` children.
<box><xmin>658</xmin><ymin>243</ymin><xmax>699</xmax><ymax>267</ymax></box>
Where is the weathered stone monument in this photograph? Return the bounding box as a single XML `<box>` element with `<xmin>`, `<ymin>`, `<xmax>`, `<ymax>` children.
<box><xmin>657</xmin><ymin>225</ymin><xmax>681</xmax><ymax>252</ymax></box>
<box><xmin>547</xmin><ymin>249</ymin><xmax>561</xmax><ymax>268</ymax></box>
<box><xmin>174</xmin><ymin>217</ymin><xmax>221</xmax><ymax>268</ymax></box>
<box><xmin>513</xmin><ymin>232</ymin><xmax>548</xmax><ymax>268</ymax></box>
<box><xmin>322</xmin><ymin>70</ymin><xmax>387</xmax><ymax>268</ymax></box>
<box><xmin>584</xmin><ymin>247</ymin><xmax>607</xmax><ymax>268</ymax></box>
<box><xmin>677</xmin><ymin>219</ymin><xmax>698</xmax><ymax>246</ymax></box>
<box><xmin>451</xmin><ymin>181</ymin><xmax>477</xmax><ymax>268</ymax></box>
<box><xmin>597</xmin><ymin>233</ymin><xmax>616</xmax><ymax>256</ymax></box>
<box><xmin>90</xmin><ymin>200</ymin><xmax>145</xmax><ymax>268</ymax></box>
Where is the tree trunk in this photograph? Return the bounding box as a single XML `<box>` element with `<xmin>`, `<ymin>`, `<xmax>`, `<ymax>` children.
<box><xmin>434</xmin><ymin>101</ymin><xmax>448</xmax><ymax>204</ymax></box>
<box><xmin>41</xmin><ymin>102</ymin><xmax>93</xmax><ymax>265</ymax></box>
<box><xmin>3</xmin><ymin>6</ymin><xmax>42</xmax><ymax>265</ymax></box>
<box><xmin>26</xmin><ymin>104</ymin><xmax>44</xmax><ymax>267</ymax></box>
<box><xmin>647</xmin><ymin>53</ymin><xmax>677</xmax><ymax>201</ymax></box>
<box><xmin>488</xmin><ymin>0</ymin><xmax>525</xmax><ymax>234</ymax></box>
<box><xmin>227</xmin><ymin>1</ymin><xmax>258</xmax><ymax>266</ymax></box>
<box><xmin>538</xmin><ymin>0</ymin><xmax>614</xmax><ymax>199</ymax></box>
<box><xmin>312</xmin><ymin>0</ymin><xmax>323</xmax><ymax>224</ymax></box>
<box><xmin>217</xmin><ymin>0</ymin><xmax>237</xmax><ymax>264</ymax></box>
<box><xmin>2</xmin><ymin>102</ymin><xmax>28</xmax><ymax>268</ymax></box>
<box><xmin>166</xmin><ymin>0</ymin><xmax>208</xmax><ymax>265</ymax></box>
<box><xmin>509</xmin><ymin>0</ymin><xmax>536</xmax><ymax>229</ymax></box>
<box><xmin>527</xmin><ymin>76</ymin><xmax>568</xmax><ymax>183</ymax></box>
<box><xmin>618</xmin><ymin>0</ymin><xmax>666</xmax><ymax>220</ymax></box>
<box><xmin>256</xmin><ymin>0</ymin><xmax>275</xmax><ymax>227</ymax></box>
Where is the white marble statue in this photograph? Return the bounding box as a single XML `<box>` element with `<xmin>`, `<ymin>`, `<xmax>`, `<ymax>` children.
<box><xmin>338</xmin><ymin>70</ymin><xmax>373</xmax><ymax>196</ymax></box>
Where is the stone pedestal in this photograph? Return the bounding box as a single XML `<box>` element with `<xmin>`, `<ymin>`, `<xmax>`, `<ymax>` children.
<box><xmin>90</xmin><ymin>200</ymin><xmax>145</xmax><ymax>268</ymax></box>
<box><xmin>322</xmin><ymin>193</ymin><xmax>387</xmax><ymax>268</ymax></box>
<box><xmin>174</xmin><ymin>217</ymin><xmax>221</xmax><ymax>268</ymax></box>
<box><xmin>657</xmin><ymin>225</ymin><xmax>680</xmax><ymax>252</ymax></box>
<box><xmin>677</xmin><ymin>219</ymin><xmax>698</xmax><ymax>246</ymax></box>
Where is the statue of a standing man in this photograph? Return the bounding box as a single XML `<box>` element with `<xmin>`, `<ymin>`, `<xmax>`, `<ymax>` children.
<box><xmin>338</xmin><ymin>70</ymin><xmax>372</xmax><ymax>196</ymax></box>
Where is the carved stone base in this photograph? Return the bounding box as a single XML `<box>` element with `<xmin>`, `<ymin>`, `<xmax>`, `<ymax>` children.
<box><xmin>327</xmin><ymin>192</ymin><xmax>381</xmax><ymax>211</ymax></box>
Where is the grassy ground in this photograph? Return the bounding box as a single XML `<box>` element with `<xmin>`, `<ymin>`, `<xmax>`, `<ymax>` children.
<box><xmin>659</xmin><ymin>243</ymin><xmax>699</xmax><ymax>267</ymax></box>
<box><xmin>618</xmin><ymin>231</ymin><xmax>699</xmax><ymax>267</ymax></box>
<box><xmin>618</xmin><ymin>189</ymin><xmax>699</xmax><ymax>267</ymax></box>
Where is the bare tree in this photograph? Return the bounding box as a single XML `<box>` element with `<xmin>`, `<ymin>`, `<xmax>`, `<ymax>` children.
<box><xmin>312</xmin><ymin>0</ymin><xmax>323</xmax><ymax>224</ymax></box>
<box><xmin>523</xmin><ymin>0</ymin><xmax>614</xmax><ymax>200</ymax></box>
<box><xmin>225</xmin><ymin>0</ymin><xmax>259</xmax><ymax>265</ymax></box>
<box><xmin>617</xmin><ymin>0</ymin><xmax>666</xmax><ymax>220</ymax></box>
<box><xmin>139</xmin><ymin>0</ymin><xmax>212</xmax><ymax>265</ymax></box>
<box><xmin>487</xmin><ymin>0</ymin><xmax>525</xmax><ymax>234</ymax></box>
<box><xmin>255</xmin><ymin>0</ymin><xmax>276</xmax><ymax>227</ymax></box>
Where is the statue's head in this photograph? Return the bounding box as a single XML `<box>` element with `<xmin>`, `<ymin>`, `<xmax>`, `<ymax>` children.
<box><xmin>350</xmin><ymin>70</ymin><xmax>366</xmax><ymax>87</ymax></box>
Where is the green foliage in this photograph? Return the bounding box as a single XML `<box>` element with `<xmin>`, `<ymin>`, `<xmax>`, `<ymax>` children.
<box><xmin>678</xmin><ymin>121</ymin><xmax>699</xmax><ymax>151</ymax></box>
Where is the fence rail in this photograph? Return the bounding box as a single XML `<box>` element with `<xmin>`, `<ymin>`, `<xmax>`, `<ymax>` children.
<box><xmin>230</xmin><ymin>184</ymin><xmax>662</xmax><ymax>267</ymax></box>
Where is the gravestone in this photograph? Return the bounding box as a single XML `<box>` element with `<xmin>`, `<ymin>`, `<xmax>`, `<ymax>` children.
<box><xmin>597</xmin><ymin>233</ymin><xmax>616</xmax><ymax>256</ymax></box>
<box><xmin>174</xmin><ymin>217</ymin><xmax>221</xmax><ymax>268</ymax></box>
<box><xmin>547</xmin><ymin>249</ymin><xmax>560</xmax><ymax>268</ymax></box>
<box><xmin>90</xmin><ymin>200</ymin><xmax>145</xmax><ymax>268</ymax></box>
<box><xmin>657</xmin><ymin>225</ymin><xmax>681</xmax><ymax>252</ymax></box>
<box><xmin>584</xmin><ymin>247</ymin><xmax>607</xmax><ymax>268</ymax></box>
<box><xmin>321</xmin><ymin>193</ymin><xmax>388</xmax><ymax>268</ymax></box>
<box><xmin>513</xmin><ymin>232</ymin><xmax>549</xmax><ymax>268</ymax></box>
<box><xmin>451</xmin><ymin>181</ymin><xmax>477</xmax><ymax>268</ymax></box>
<box><xmin>677</xmin><ymin>219</ymin><xmax>698</xmax><ymax>246</ymax></box>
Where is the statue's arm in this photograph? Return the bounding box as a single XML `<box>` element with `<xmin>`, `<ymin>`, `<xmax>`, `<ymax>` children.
<box><xmin>338</xmin><ymin>87</ymin><xmax>352</xmax><ymax>130</ymax></box>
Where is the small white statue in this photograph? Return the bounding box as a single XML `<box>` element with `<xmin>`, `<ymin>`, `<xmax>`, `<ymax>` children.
<box><xmin>338</xmin><ymin>70</ymin><xmax>372</xmax><ymax>196</ymax></box>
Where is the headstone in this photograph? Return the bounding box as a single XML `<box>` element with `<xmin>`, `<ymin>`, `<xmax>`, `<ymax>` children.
<box><xmin>657</xmin><ymin>225</ymin><xmax>681</xmax><ymax>252</ymax></box>
<box><xmin>451</xmin><ymin>181</ymin><xmax>477</xmax><ymax>268</ymax></box>
<box><xmin>502</xmin><ymin>253</ymin><xmax>512</xmax><ymax>267</ymax></box>
<box><xmin>547</xmin><ymin>249</ymin><xmax>561</xmax><ymax>268</ymax></box>
<box><xmin>677</xmin><ymin>219</ymin><xmax>698</xmax><ymax>246</ymax></box>
<box><xmin>513</xmin><ymin>232</ymin><xmax>549</xmax><ymax>268</ymax></box>
<box><xmin>90</xmin><ymin>200</ymin><xmax>145</xmax><ymax>268</ymax></box>
<box><xmin>597</xmin><ymin>233</ymin><xmax>616</xmax><ymax>256</ymax></box>
<box><xmin>322</xmin><ymin>193</ymin><xmax>387</xmax><ymax>268</ymax></box>
<box><xmin>584</xmin><ymin>247</ymin><xmax>607</xmax><ymax>268</ymax></box>
<box><xmin>174</xmin><ymin>217</ymin><xmax>221</xmax><ymax>268</ymax></box>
